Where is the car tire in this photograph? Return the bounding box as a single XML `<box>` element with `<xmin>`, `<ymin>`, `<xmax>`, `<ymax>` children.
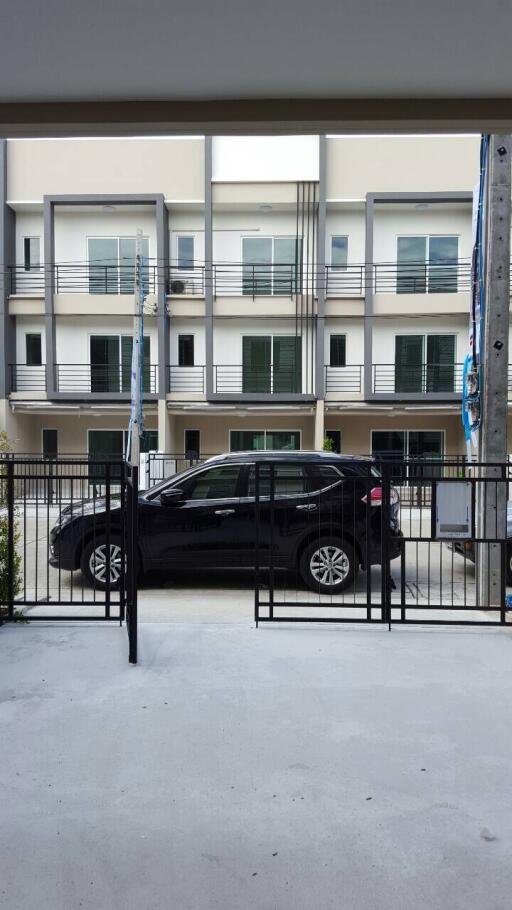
<box><xmin>299</xmin><ymin>537</ymin><xmax>357</xmax><ymax>594</ymax></box>
<box><xmin>507</xmin><ymin>545</ymin><xmax>512</xmax><ymax>587</ymax></box>
<box><xmin>81</xmin><ymin>535</ymin><xmax>124</xmax><ymax>590</ymax></box>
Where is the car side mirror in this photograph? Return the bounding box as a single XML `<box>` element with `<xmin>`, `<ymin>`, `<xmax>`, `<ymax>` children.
<box><xmin>160</xmin><ymin>488</ymin><xmax>185</xmax><ymax>507</ymax></box>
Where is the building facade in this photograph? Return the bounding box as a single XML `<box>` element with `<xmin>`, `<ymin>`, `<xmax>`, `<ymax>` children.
<box><xmin>0</xmin><ymin>132</ymin><xmax>503</xmax><ymax>465</ymax></box>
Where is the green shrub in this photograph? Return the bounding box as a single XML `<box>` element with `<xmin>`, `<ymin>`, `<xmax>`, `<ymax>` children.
<box><xmin>322</xmin><ymin>436</ymin><xmax>335</xmax><ymax>452</ymax></box>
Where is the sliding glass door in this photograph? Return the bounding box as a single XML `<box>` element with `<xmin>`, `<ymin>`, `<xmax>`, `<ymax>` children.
<box><xmin>242</xmin><ymin>336</ymin><xmax>271</xmax><ymax>393</ymax></box>
<box><xmin>242</xmin><ymin>336</ymin><xmax>302</xmax><ymax>394</ymax></box>
<box><xmin>91</xmin><ymin>335</ymin><xmax>151</xmax><ymax>393</ymax></box>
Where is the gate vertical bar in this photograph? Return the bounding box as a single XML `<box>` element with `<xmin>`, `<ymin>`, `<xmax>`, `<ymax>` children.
<box><xmin>127</xmin><ymin>464</ymin><xmax>138</xmax><ymax>664</ymax></box>
<box><xmin>254</xmin><ymin>461</ymin><xmax>260</xmax><ymax>627</ymax></box>
<box><xmin>7</xmin><ymin>459</ymin><xmax>14</xmax><ymax>619</ymax></box>
<box><xmin>380</xmin><ymin>463</ymin><xmax>392</xmax><ymax>629</ymax></box>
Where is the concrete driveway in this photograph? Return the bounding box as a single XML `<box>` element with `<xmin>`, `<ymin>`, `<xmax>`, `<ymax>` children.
<box><xmin>1</xmin><ymin>619</ymin><xmax>512</xmax><ymax>910</ymax></box>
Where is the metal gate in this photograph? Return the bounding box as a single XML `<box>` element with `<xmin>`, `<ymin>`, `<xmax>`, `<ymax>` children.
<box><xmin>254</xmin><ymin>459</ymin><xmax>510</xmax><ymax>627</ymax></box>
<box><xmin>0</xmin><ymin>457</ymin><xmax>138</xmax><ymax>663</ymax></box>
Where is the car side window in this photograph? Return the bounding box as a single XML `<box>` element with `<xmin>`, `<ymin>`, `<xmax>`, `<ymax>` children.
<box><xmin>182</xmin><ymin>465</ymin><xmax>242</xmax><ymax>501</ymax></box>
<box><xmin>248</xmin><ymin>464</ymin><xmax>306</xmax><ymax>497</ymax></box>
<box><xmin>307</xmin><ymin>465</ymin><xmax>343</xmax><ymax>492</ymax></box>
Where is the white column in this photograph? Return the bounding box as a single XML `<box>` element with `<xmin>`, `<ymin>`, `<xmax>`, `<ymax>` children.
<box><xmin>314</xmin><ymin>399</ymin><xmax>325</xmax><ymax>450</ymax></box>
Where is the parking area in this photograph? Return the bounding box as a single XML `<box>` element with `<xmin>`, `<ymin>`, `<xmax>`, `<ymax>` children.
<box><xmin>2</xmin><ymin>618</ymin><xmax>512</xmax><ymax>910</ymax></box>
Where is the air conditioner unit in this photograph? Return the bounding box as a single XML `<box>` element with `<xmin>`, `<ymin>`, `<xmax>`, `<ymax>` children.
<box><xmin>170</xmin><ymin>279</ymin><xmax>186</xmax><ymax>295</ymax></box>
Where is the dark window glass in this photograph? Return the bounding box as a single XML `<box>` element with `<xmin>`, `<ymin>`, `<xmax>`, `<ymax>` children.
<box><xmin>273</xmin><ymin>337</ymin><xmax>302</xmax><ymax>393</ymax></box>
<box><xmin>330</xmin><ymin>335</ymin><xmax>346</xmax><ymax>367</ymax></box>
<box><xmin>397</xmin><ymin>236</ymin><xmax>427</xmax><ymax>294</ymax></box>
<box><xmin>185</xmin><ymin>465</ymin><xmax>241</xmax><ymax>500</ymax></box>
<box><xmin>177</xmin><ymin>236</ymin><xmax>194</xmax><ymax>270</ymax></box>
<box><xmin>248</xmin><ymin>464</ymin><xmax>306</xmax><ymax>497</ymax></box>
<box><xmin>428</xmin><ymin>236</ymin><xmax>458</xmax><ymax>293</ymax></box>
<box><xmin>264</xmin><ymin>431</ymin><xmax>300</xmax><ymax>450</ymax></box>
<box><xmin>242</xmin><ymin>336</ymin><xmax>271</xmax><ymax>393</ymax></box>
<box><xmin>178</xmin><ymin>335</ymin><xmax>195</xmax><ymax>367</ymax></box>
<box><xmin>307</xmin><ymin>465</ymin><xmax>342</xmax><ymax>492</ymax></box>
<box><xmin>26</xmin><ymin>333</ymin><xmax>42</xmax><ymax>366</ymax></box>
<box><xmin>325</xmin><ymin>430</ymin><xmax>341</xmax><ymax>453</ymax></box>
<box><xmin>331</xmin><ymin>236</ymin><xmax>348</xmax><ymax>269</ymax></box>
<box><xmin>24</xmin><ymin>237</ymin><xmax>40</xmax><ymax>271</ymax></box>
<box><xmin>230</xmin><ymin>430</ymin><xmax>265</xmax><ymax>452</ymax></box>
<box><xmin>140</xmin><ymin>430</ymin><xmax>159</xmax><ymax>453</ymax></box>
<box><xmin>42</xmin><ymin>428</ymin><xmax>58</xmax><ymax>458</ymax></box>
<box><xmin>185</xmin><ymin>430</ymin><xmax>200</xmax><ymax>459</ymax></box>
<box><xmin>395</xmin><ymin>335</ymin><xmax>424</xmax><ymax>393</ymax></box>
<box><xmin>371</xmin><ymin>431</ymin><xmax>406</xmax><ymax>462</ymax></box>
<box><xmin>426</xmin><ymin>335</ymin><xmax>455</xmax><ymax>392</ymax></box>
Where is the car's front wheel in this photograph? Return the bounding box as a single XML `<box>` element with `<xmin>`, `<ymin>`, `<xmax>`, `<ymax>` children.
<box><xmin>81</xmin><ymin>535</ymin><xmax>124</xmax><ymax>590</ymax></box>
<box><xmin>299</xmin><ymin>537</ymin><xmax>357</xmax><ymax>594</ymax></box>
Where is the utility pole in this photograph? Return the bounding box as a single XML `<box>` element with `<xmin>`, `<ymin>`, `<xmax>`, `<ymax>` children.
<box><xmin>129</xmin><ymin>229</ymin><xmax>144</xmax><ymax>468</ymax></box>
<box><xmin>478</xmin><ymin>135</ymin><xmax>511</xmax><ymax>607</ymax></box>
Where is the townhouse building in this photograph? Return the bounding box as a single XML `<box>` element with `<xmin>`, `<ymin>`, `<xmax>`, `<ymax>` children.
<box><xmin>0</xmin><ymin>132</ymin><xmax>495</xmax><ymax>466</ymax></box>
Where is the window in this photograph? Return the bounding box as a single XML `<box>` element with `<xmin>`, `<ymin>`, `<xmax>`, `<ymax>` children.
<box><xmin>184</xmin><ymin>430</ymin><xmax>200</xmax><ymax>460</ymax></box>
<box><xmin>90</xmin><ymin>335</ymin><xmax>151</xmax><ymax>393</ymax></box>
<box><xmin>396</xmin><ymin>235</ymin><xmax>458</xmax><ymax>294</ymax></box>
<box><xmin>307</xmin><ymin>464</ymin><xmax>343</xmax><ymax>491</ymax></box>
<box><xmin>371</xmin><ymin>430</ymin><xmax>444</xmax><ymax>480</ymax></box>
<box><xmin>178</xmin><ymin>335</ymin><xmax>194</xmax><ymax>367</ymax></box>
<box><xmin>184</xmin><ymin>465</ymin><xmax>241</xmax><ymax>500</ymax></box>
<box><xmin>177</xmin><ymin>236</ymin><xmax>194</xmax><ymax>270</ymax></box>
<box><xmin>331</xmin><ymin>236</ymin><xmax>348</xmax><ymax>270</ymax></box>
<box><xmin>24</xmin><ymin>237</ymin><xmax>40</xmax><ymax>271</ymax></box>
<box><xmin>88</xmin><ymin>237</ymin><xmax>150</xmax><ymax>294</ymax></box>
<box><xmin>248</xmin><ymin>464</ymin><xmax>306</xmax><ymax>497</ymax></box>
<box><xmin>242</xmin><ymin>236</ymin><xmax>302</xmax><ymax>295</ymax></box>
<box><xmin>395</xmin><ymin>334</ymin><xmax>455</xmax><ymax>393</ymax></box>
<box><xmin>325</xmin><ymin>429</ymin><xmax>341</xmax><ymax>453</ymax></box>
<box><xmin>88</xmin><ymin>429</ymin><xmax>158</xmax><ymax>460</ymax></box>
<box><xmin>42</xmin><ymin>429</ymin><xmax>58</xmax><ymax>458</ymax></box>
<box><xmin>26</xmin><ymin>333</ymin><xmax>42</xmax><ymax>366</ymax></box>
<box><xmin>329</xmin><ymin>335</ymin><xmax>346</xmax><ymax>367</ymax></box>
<box><xmin>230</xmin><ymin>430</ymin><xmax>301</xmax><ymax>452</ymax></box>
<box><xmin>242</xmin><ymin>335</ymin><xmax>301</xmax><ymax>394</ymax></box>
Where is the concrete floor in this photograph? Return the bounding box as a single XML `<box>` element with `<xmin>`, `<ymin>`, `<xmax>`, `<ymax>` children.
<box><xmin>1</xmin><ymin>619</ymin><xmax>512</xmax><ymax>910</ymax></box>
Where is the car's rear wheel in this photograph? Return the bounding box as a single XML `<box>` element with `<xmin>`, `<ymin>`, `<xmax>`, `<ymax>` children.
<box><xmin>81</xmin><ymin>535</ymin><xmax>124</xmax><ymax>590</ymax></box>
<box><xmin>299</xmin><ymin>537</ymin><xmax>357</xmax><ymax>594</ymax></box>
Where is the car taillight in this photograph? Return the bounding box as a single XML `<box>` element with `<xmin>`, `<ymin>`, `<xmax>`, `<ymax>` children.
<box><xmin>362</xmin><ymin>486</ymin><xmax>399</xmax><ymax>506</ymax></box>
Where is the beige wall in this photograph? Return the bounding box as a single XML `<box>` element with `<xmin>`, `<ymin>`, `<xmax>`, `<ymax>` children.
<box><xmin>324</xmin><ymin>413</ymin><xmax>466</xmax><ymax>456</ymax></box>
<box><xmin>168</xmin><ymin>413</ymin><xmax>315</xmax><ymax>454</ymax></box>
<box><xmin>326</xmin><ymin>136</ymin><xmax>480</xmax><ymax>199</ymax></box>
<box><xmin>4</xmin><ymin>410</ymin><xmax>157</xmax><ymax>455</ymax></box>
<box><xmin>7</xmin><ymin>139</ymin><xmax>204</xmax><ymax>201</ymax></box>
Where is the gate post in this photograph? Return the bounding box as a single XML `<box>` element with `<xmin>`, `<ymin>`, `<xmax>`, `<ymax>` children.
<box><xmin>380</xmin><ymin>462</ymin><xmax>392</xmax><ymax>629</ymax></box>
<box><xmin>126</xmin><ymin>464</ymin><xmax>138</xmax><ymax>664</ymax></box>
<box><xmin>6</xmin><ymin>459</ymin><xmax>14</xmax><ymax>620</ymax></box>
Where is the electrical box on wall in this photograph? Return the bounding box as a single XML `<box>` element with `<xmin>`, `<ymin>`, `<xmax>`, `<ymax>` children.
<box><xmin>434</xmin><ymin>481</ymin><xmax>473</xmax><ymax>539</ymax></box>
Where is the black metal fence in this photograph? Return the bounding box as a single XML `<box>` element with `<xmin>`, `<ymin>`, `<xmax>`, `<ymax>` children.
<box><xmin>0</xmin><ymin>458</ymin><xmax>138</xmax><ymax>663</ymax></box>
<box><xmin>254</xmin><ymin>459</ymin><xmax>510</xmax><ymax>627</ymax></box>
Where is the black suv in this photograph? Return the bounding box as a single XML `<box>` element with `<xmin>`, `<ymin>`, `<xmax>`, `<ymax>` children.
<box><xmin>50</xmin><ymin>452</ymin><xmax>401</xmax><ymax>593</ymax></box>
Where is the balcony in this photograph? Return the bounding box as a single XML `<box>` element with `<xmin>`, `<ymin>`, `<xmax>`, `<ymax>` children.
<box><xmin>10</xmin><ymin>364</ymin><xmax>158</xmax><ymax>396</ymax></box>
<box><xmin>372</xmin><ymin>363</ymin><xmax>463</xmax><ymax>396</ymax></box>
<box><xmin>213</xmin><ymin>364</ymin><xmax>307</xmax><ymax>397</ymax></box>
<box><xmin>168</xmin><ymin>366</ymin><xmax>205</xmax><ymax>394</ymax></box>
<box><xmin>325</xmin><ymin>366</ymin><xmax>363</xmax><ymax>393</ymax></box>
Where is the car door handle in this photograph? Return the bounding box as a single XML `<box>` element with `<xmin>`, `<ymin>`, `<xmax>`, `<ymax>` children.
<box><xmin>214</xmin><ymin>508</ymin><xmax>235</xmax><ymax>516</ymax></box>
<box><xmin>296</xmin><ymin>503</ymin><xmax>317</xmax><ymax>511</ymax></box>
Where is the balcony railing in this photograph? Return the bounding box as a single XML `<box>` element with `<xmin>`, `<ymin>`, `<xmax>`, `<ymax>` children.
<box><xmin>7</xmin><ymin>259</ymin><xmax>512</xmax><ymax>298</ymax></box>
<box><xmin>325</xmin><ymin>366</ymin><xmax>364</xmax><ymax>393</ymax></box>
<box><xmin>168</xmin><ymin>365</ymin><xmax>205</xmax><ymax>393</ymax></box>
<box><xmin>55</xmin><ymin>364</ymin><xmax>158</xmax><ymax>394</ymax></box>
<box><xmin>214</xmin><ymin>365</ymin><xmax>303</xmax><ymax>395</ymax></box>
<box><xmin>372</xmin><ymin>363</ymin><xmax>464</xmax><ymax>395</ymax></box>
<box><xmin>11</xmin><ymin>365</ymin><xmax>47</xmax><ymax>392</ymax></box>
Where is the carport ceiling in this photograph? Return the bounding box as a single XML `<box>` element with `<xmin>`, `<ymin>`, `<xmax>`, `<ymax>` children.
<box><xmin>1</xmin><ymin>0</ymin><xmax>512</xmax><ymax>135</ymax></box>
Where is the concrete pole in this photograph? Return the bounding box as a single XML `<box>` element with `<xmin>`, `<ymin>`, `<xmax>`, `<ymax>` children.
<box><xmin>130</xmin><ymin>229</ymin><xmax>144</xmax><ymax>468</ymax></box>
<box><xmin>477</xmin><ymin>134</ymin><xmax>511</xmax><ymax>608</ymax></box>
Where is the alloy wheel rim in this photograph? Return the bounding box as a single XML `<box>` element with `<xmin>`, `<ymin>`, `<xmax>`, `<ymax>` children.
<box><xmin>89</xmin><ymin>544</ymin><xmax>123</xmax><ymax>584</ymax></box>
<box><xmin>310</xmin><ymin>545</ymin><xmax>349</xmax><ymax>586</ymax></box>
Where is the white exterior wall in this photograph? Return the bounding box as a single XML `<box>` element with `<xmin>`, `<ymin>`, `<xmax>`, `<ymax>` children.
<box><xmin>325</xmin><ymin>210</ymin><xmax>365</xmax><ymax>265</ymax></box>
<box><xmin>169</xmin><ymin>320</ymin><xmax>206</xmax><ymax>364</ymax></box>
<box><xmin>54</xmin><ymin>210</ymin><xmax>157</xmax><ymax>263</ymax></box>
<box><xmin>213</xmin><ymin>137</ymin><xmax>319</xmax><ymax>182</ymax></box>
<box><xmin>54</xmin><ymin>317</ymin><xmax>159</xmax><ymax>364</ymax></box>
<box><xmin>212</xmin><ymin>210</ymin><xmax>300</xmax><ymax>263</ymax></box>
<box><xmin>373</xmin><ymin>207</ymin><xmax>472</xmax><ymax>266</ymax></box>
<box><xmin>324</xmin><ymin>319</ymin><xmax>364</xmax><ymax>364</ymax></box>
<box><xmin>372</xmin><ymin>317</ymin><xmax>466</xmax><ymax>364</ymax></box>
